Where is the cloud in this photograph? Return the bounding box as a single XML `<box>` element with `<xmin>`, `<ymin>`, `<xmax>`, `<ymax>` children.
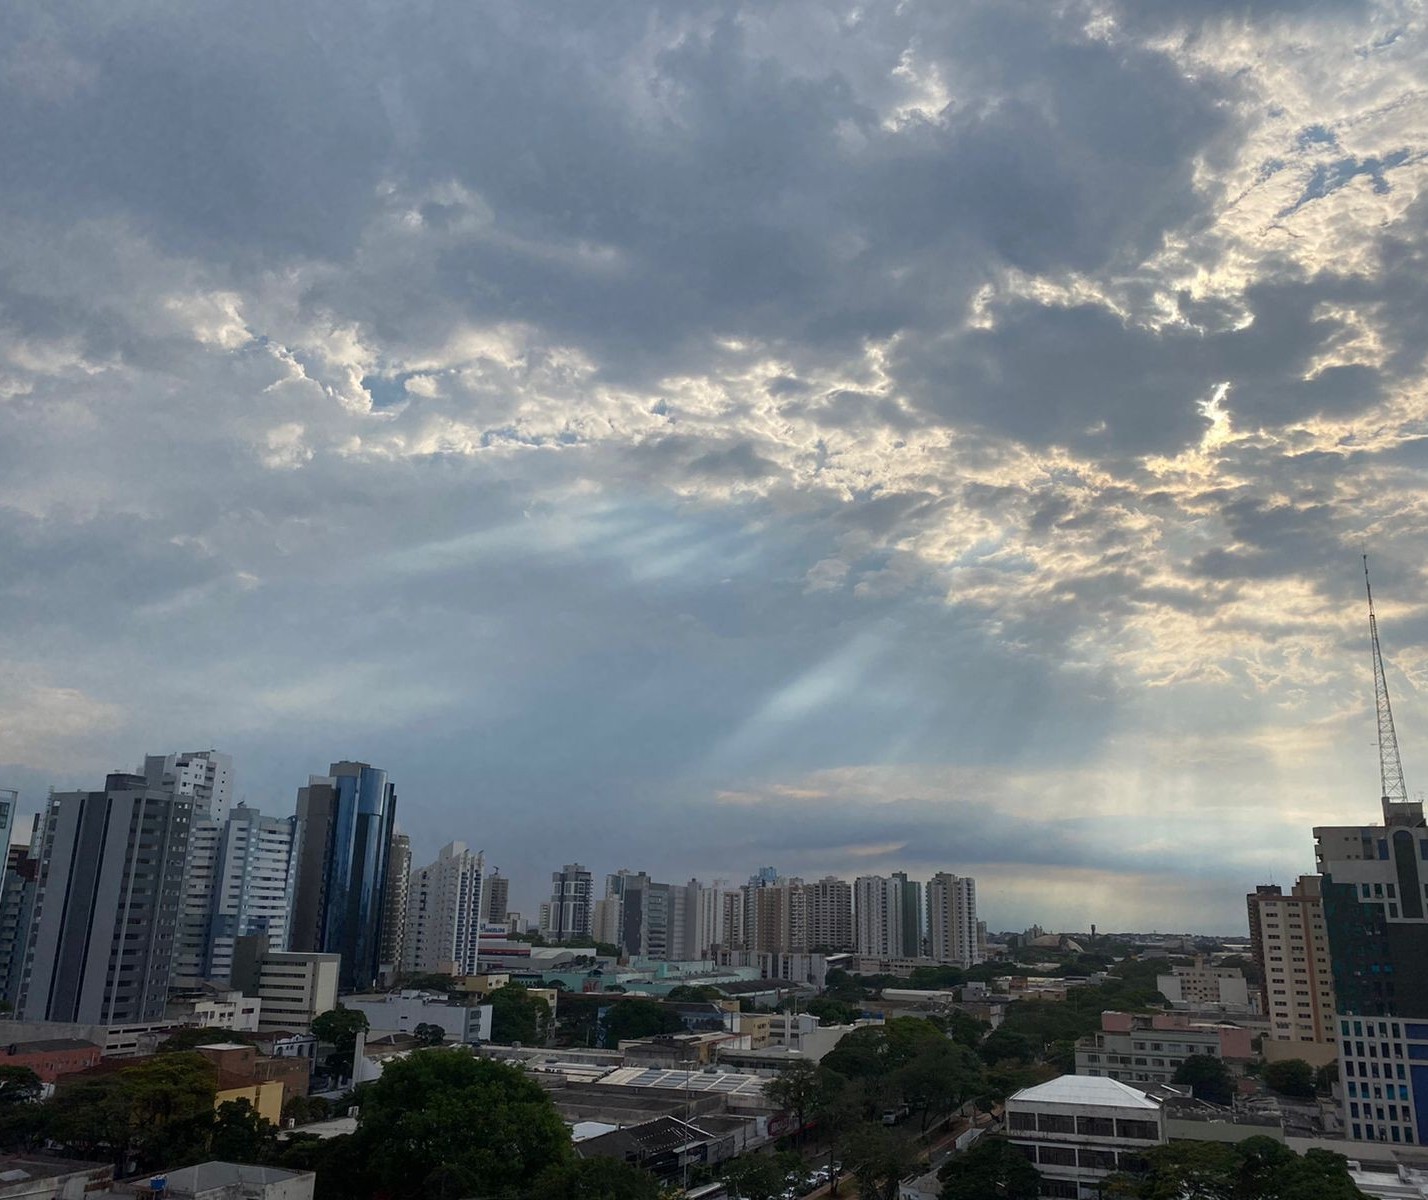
<box><xmin>1</xmin><ymin>0</ymin><xmax>1426</xmax><ymax>930</ymax></box>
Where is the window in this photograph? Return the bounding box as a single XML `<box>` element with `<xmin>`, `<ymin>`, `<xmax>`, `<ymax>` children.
<box><xmin>1037</xmin><ymin>1113</ymin><xmax>1075</xmax><ymax>1135</ymax></box>
<box><xmin>1038</xmin><ymin>1146</ymin><xmax>1075</xmax><ymax>1167</ymax></box>
<box><xmin>1009</xmin><ymin>1111</ymin><xmax>1036</xmax><ymax>1132</ymax></box>
<box><xmin>1076</xmin><ymin>1116</ymin><xmax>1114</xmax><ymax>1137</ymax></box>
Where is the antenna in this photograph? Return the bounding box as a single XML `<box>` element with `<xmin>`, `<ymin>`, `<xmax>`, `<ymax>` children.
<box><xmin>1365</xmin><ymin>555</ymin><xmax>1417</xmax><ymax>823</ymax></box>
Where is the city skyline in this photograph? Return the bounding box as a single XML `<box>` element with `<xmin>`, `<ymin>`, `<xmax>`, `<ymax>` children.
<box><xmin>4</xmin><ymin>1</ymin><xmax>1428</xmax><ymax>935</ymax></box>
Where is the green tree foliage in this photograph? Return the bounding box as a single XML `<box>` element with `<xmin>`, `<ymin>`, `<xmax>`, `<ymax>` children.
<box><xmin>209</xmin><ymin>1098</ymin><xmax>277</xmax><ymax>1163</ymax></box>
<box><xmin>530</xmin><ymin>1156</ymin><xmax>662</xmax><ymax>1199</ymax></box>
<box><xmin>943</xmin><ymin>1010</ymin><xmax>989</xmax><ymax>1050</ymax></box>
<box><xmin>395</xmin><ymin>972</ymin><xmax>460</xmax><ymax>993</ymax></box>
<box><xmin>488</xmin><ymin>983</ymin><xmax>552</xmax><ymax>1045</ymax></box>
<box><xmin>412</xmin><ymin>1022</ymin><xmax>447</xmax><ymax>1047</ymax></box>
<box><xmin>281</xmin><ymin>1094</ymin><xmax>331</xmax><ymax>1126</ymax></box>
<box><xmin>763</xmin><ymin>1060</ymin><xmax>830</xmax><ymax>1139</ymax></box>
<box><xmin>939</xmin><ymin>1136</ymin><xmax>1040</xmax><ymax>1200</ymax></box>
<box><xmin>665</xmin><ymin>984</ymin><xmax>724</xmax><ymax>1002</ymax></box>
<box><xmin>0</xmin><ymin>1067</ymin><xmax>45</xmax><ymax>1152</ymax></box>
<box><xmin>350</xmin><ymin>1049</ymin><xmax>572</xmax><ymax>1199</ymax></box>
<box><xmin>806</xmin><ymin>996</ymin><xmax>860</xmax><ymax>1026</ymax></box>
<box><xmin>1263</xmin><ymin>1058</ymin><xmax>1316</xmax><ymax>1098</ymax></box>
<box><xmin>311</xmin><ymin>1005</ymin><xmax>371</xmax><ymax>1078</ymax></box>
<box><xmin>1316</xmin><ymin>1060</ymin><xmax>1339</xmax><ymax>1093</ymax></box>
<box><xmin>978</xmin><ymin>1027</ymin><xmax>1036</xmax><ymax>1066</ymax></box>
<box><xmin>603</xmin><ymin>997</ymin><xmax>685</xmax><ymax>1046</ymax></box>
<box><xmin>894</xmin><ymin>1043</ymin><xmax>983</xmax><ymax>1132</ymax></box>
<box><xmin>1106</xmin><ymin>1135</ymin><xmax>1371</xmax><ymax>1200</ymax></box>
<box><xmin>1172</xmin><ymin>1053</ymin><xmax>1235</xmax><ymax>1106</ymax></box>
<box><xmin>721</xmin><ymin>1151</ymin><xmax>803</xmax><ymax>1200</ymax></box>
<box><xmin>845</xmin><ymin>1123</ymin><xmax>917</xmax><ymax>1200</ymax></box>
<box><xmin>49</xmin><ymin>1052</ymin><xmax>218</xmax><ymax>1172</ymax></box>
<box><xmin>906</xmin><ymin>965</ymin><xmax>966</xmax><ymax>989</ymax></box>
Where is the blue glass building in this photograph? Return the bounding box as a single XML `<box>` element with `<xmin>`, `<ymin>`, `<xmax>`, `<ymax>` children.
<box><xmin>291</xmin><ymin>761</ymin><xmax>398</xmax><ymax>992</ymax></box>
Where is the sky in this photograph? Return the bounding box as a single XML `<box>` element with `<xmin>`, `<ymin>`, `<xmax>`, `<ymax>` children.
<box><xmin>2</xmin><ymin>0</ymin><xmax>1427</xmax><ymax>935</ymax></box>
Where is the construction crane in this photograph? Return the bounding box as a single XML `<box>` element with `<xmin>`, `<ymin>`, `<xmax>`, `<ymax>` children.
<box><xmin>1365</xmin><ymin>554</ymin><xmax>1421</xmax><ymax>825</ymax></box>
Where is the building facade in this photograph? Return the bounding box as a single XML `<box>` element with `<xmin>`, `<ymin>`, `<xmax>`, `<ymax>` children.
<box><xmin>380</xmin><ymin>831</ymin><xmax>412</xmax><ymax>975</ymax></box>
<box><xmin>231</xmin><ymin>936</ymin><xmax>340</xmax><ymax>1031</ymax></box>
<box><xmin>1075</xmin><ymin>1011</ymin><xmax>1253</xmax><ymax>1087</ymax></box>
<box><xmin>1245</xmin><ymin>876</ymin><xmax>1336</xmax><ymax>1065</ymax></box>
<box><xmin>0</xmin><ymin>829</ymin><xmax>38</xmax><ymax>1010</ymax></box>
<box><xmin>804</xmin><ymin>877</ymin><xmax>853</xmax><ymax>953</ymax></box>
<box><xmin>290</xmin><ymin>762</ymin><xmax>398</xmax><ymax>992</ymax></box>
<box><xmin>926</xmin><ymin>872</ymin><xmax>979</xmax><ymax>966</ymax></box>
<box><xmin>854</xmin><ymin>875</ymin><xmax>905</xmax><ymax>958</ymax></box>
<box><xmin>482</xmin><ymin>870</ymin><xmax>510</xmax><ymax>925</ymax></box>
<box><xmin>19</xmin><ymin>774</ymin><xmax>192</xmax><ymax>1023</ymax></box>
<box><xmin>543</xmin><ymin>864</ymin><xmax>594</xmax><ymax>942</ymax></box>
<box><xmin>403</xmin><ymin>842</ymin><xmax>484</xmax><ymax>976</ymax></box>
<box><xmin>1155</xmin><ymin>957</ymin><xmax>1253</xmax><ymax>1010</ymax></box>
<box><xmin>1316</xmin><ymin>800</ymin><xmax>1428</xmax><ymax>1146</ymax></box>
<box><xmin>1005</xmin><ymin>1075</ymin><xmax>1167</xmax><ymax>1200</ymax></box>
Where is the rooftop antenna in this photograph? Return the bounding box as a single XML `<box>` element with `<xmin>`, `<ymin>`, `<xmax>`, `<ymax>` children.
<box><xmin>1365</xmin><ymin>555</ymin><xmax>1420</xmax><ymax>825</ymax></box>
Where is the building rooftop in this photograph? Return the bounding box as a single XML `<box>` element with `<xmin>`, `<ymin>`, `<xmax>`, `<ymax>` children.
<box><xmin>1011</xmin><ymin>1075</ymin><xmax>1161</xmax><ymax>1111</ymax></box>
<box><xmin>3</xmin><ymin>1039</ymin><xmax>99</xmax><ymax>1054</ymax></box>
<box><xmin>601</xmin><ymin>1067</ymin><xmax>772</xmax><ymax>1098</ymax></box>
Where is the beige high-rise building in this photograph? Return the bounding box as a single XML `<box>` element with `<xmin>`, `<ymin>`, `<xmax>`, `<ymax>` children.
<box><xmin>403</xmin><ymin>842</ymin><xmax>484</xmax><ymax>976</ymax></box>
<box><xmin>743</xmin><ymin>878</ymin><xmax>807</xmax><ymax>954</ymax></box>
<box><xmin>927</xmin><ymin>872</ymin><xmax>980</xmax><ymax>967</ymax></box>
<box><xmin>1247</xmin><ymin>876</ymin><xmax>1337</xmax><ymax>1065</ymax></box>
<box><xmin>805</xmin><ymin>876</ymin><xmax>853</xmax><ymax>952</ymax></box>
<box><xmin>855</xmin><ymin>875</ymin><xmax>906</xmax><ymax>958</ymax></box>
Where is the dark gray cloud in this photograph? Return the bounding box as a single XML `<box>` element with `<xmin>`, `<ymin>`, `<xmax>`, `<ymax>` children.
<box><xmin>1</xmin><ymin>0</ymin><xmax>1425</xmax><ymax>931</ymax></box>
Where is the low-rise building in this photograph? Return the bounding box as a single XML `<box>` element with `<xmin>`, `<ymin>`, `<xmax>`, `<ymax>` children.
<box><xmin>0</xmin><ymin>1040</ymin><xmax>101</xmax><ymax>1085</ymax></box>
<box><xmin>230</xmin><ymin>940</ymin><xmax>339</xmax><ymax>1032</ymax></box>
<box><xmin>0</xmin><ymin>1157</ymin><xmax>112</xmax><ymax>1200</ymax></box>
<box><xmin>165</xmin><ymin>990</ymin><xmax>262</xmax><ymax>1033</ymax></box>
<box><xmin>1157</xmin><ymin>958</ymin><xmax>1252</xmax><ymax>1012</ymax></box>
<box><xmin>1005</xmin><ymin>1075</ymin><xmax>1169</xmax><ymax>1199</ymax></box>
<box><xmin>194</xmin><ymin>1045</ymin><xmax>286</xmax><ymax>1123</ymax></box>
<box><xmin>337</xmin><ymin>992</ymin><xmax>492</xmax><ymax>1044</ymax></box>
<box><xmin>112</xmin><ymin>1163</ymin><xmax>314</xmax><ymax>1200</ymax></box>
<box><xmin>1075</xmin><ymin>1012</ymin><xmax>1254</xmax><ymax>1087</ymax></box>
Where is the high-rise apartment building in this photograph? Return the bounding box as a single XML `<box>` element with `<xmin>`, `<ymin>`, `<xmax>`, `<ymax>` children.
<box><xmin>805</xmin><ymin>877</ymin><xmax>853</xmax><ymax>952</ymax></box>
<box><xmin>696</xmin><ymin>880</ymin><xmax>730</xmax><ymax>958</ymax></box>
<box><xmin>290</xmin><ymin>761</ymin><xmax>398</xmax><ymax>993</ymax></box>
<box><xmin>144</xmin><ymin>751</ymin><xmax>234</xmax><ymax>823</ymax></box>
<box><xmin>0</xmin><ymin>798</ymin><xmax>35</xmax><ymax>1010</ymax></box>
<box><xmin>743</xmin><ymin>877</ymin><xmax>807</xmax><ymax>955</ymax></box>
<box><xmin>927</xmin><ymin>872</ymin><xmax>980</xmax><ymax>967</ymax></box>
<box><xmin>482</xmin><ymin>871</ymin><xmax>510</xmax><ymax>925</ymax></box>
<box><xmin>381</xmin><ymin>831</ymin><xmax>412</xmax><ymax>974</ymax></box>
<box><xmin>403</xmin><ymin>842</ymin><xmax>484</xmax><ymax>976</ymax></box>
<box><xmin>1246</xmin><ymin>877</ymin><xmax>1336</xmax><ymax>1063</ymax></box>
<box><xmin>892</xmin><ymin>872</ymin><xmax>924</xmax><ymax>957</ymax></box>
<box><xmin>1315</xmin><ymin>802</ymin><xmax>1428</xmax><ymax>1145</ymax></box>
<box><xmin>172</xmin><ymin>801</ymin><xmax>298</xmax><ymax>989</ymax></box>
<box><xmin>543</xmin><ymin>864</ymin><xmax>594</xmax><ymax>941</ymax></box>
<box><xmin>855</xmin><ymin>875</ymin><xmax>906</xmax><ymax>958</ymax></box>
<box><xmin>601</xmin><ymin>871</ymin><xmax>700</xmax><ymax>960</ymax></box>
<box><xmin>19</xmin><ymin>774</ymin><xmax>192</xmax><ymax>1023</ymax></box>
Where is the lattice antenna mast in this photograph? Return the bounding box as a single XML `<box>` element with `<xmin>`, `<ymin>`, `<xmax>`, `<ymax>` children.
<box><xmin>1366</xmin><ymin>555</ymin><xmax>1410</xmax><ymax>819</ymax></box>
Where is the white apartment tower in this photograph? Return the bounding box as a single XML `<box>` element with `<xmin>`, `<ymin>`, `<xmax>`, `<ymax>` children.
<box><xmin>855</xmin><ymin>875</ymin><xmax>906</xmax><ymax>958</ymax></box>
<box><xmin>403</xmin><ymin>842</ymin><xmax>484</xmax><ymax>976</ymax></box>
<box><xmin>927</xmin><ymin>872</ymin><xmax>980</xmax><ymax>966</ymax></box>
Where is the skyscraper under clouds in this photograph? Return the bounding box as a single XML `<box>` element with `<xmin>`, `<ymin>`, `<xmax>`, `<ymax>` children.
<box><xmin>290</xmin><ymin>761</ymin><xmax>398</xmax><ymax>992</ymax></box>
<box><xmin>19</xmin><ymin>773</ymin><xmax>192</xmax><ymax>1022</ymax></box>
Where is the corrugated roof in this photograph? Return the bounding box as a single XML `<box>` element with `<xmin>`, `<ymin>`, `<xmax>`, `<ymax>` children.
<box><xmin>1010</xmin><ymin>1075</ymin><xmax>1161</xmax><ymax>1110</ymax></box>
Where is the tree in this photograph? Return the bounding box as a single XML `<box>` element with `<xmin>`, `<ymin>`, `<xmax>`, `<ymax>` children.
<box><xmin>531</xmin><ymin>1157</ymin><xmax>662</xmax><ymax>1199</ymax></box>
<box><xmin>49</xmin><ymin>1052</ymin><xmax>218</xmax><ymax>1173</ymax></box>
<box><xmin>603</xmin><ymin>997</ymin><xmax>685</xmax><ymax>1046</ymax></box>
<box><xmin>282</xmin><ymin>1094</ymin><xmax>331</xmax><ymax>1126</ymax></box>
<box><xmin>721</xmin><ymin>1151</ymin><xmax>800</xmax><ymax>1200</ymax></box>
<box><xmin>845</xmin><ymin>1123</ymin><xmax>916</xmax><ymax>1200</ymax></box>
<box><xmin>488</xmin><ymin>983</ymin><xmax>552</xmax><ymax>1045</ymax></box>
<box><xmin>978</xmin><ymin>1028</ymin><xmax>1036</xmax><ymax>1066</ymax></box>
<box><xmin>894</xmin><ymin>1043</ymin><xmax>984</xmax><ymax>1132</ymax></box>
<box><xmin>312</xmin><ymin>1006</ymin><xmax>370</xmax><ymax>1079</ymax></box>
<box><xmin>0</xmin><ymin>1067</ymin><xmax>45</xmax><ymax>1152</ymax></box>
<box><xmin>666</xmin><ymin>984</ymin><xmax>723</xmax><ymax>1003</ymax></box>
<box><xmin>1108</xmin><ymin>1136</ymin><xmax>1371</xmax><ymax>1200</ymax></box>
<box><xmin>806</xmin><ymin>996</ymin><xmax>859</xmax><ymax>1026</ymax></box>
<box><xmin>412</xmin><ymin>1022</ymin><xmax>447</xmax><ymax>1047</ymax></box>
<box><xmin>939</xmin><ymin>1136</ymin><xmax>1040</xmax><ymax>1200</ymax></box>
<box><xmin>944</xmin><ymin>1010</ymin><xmax>989</xmax><ymax>1050</ymax></box>
<box><xmin>763</xmin><ymin>1060</ymin><xmax>824</xmax><ymax>1141</ymax></box>
<box><xmin>1315</xmin><ymin>1060</ymin><xmax>1339</xmax><ymax>1094</ymax></box>
<box><xmin>1172</xmin><ymin>1053</ymin><xmax>1235</xmax><ymax>1106</ymax></box>
<box><xmin>210</xmin><ymin>1098</ymin><xmax>276</xmax><ymax>1163</ymax></box>
<box><xmin>351</xmin><ymin>1049</ymin><xmax>572</xmax><ymax>1199</ymax></box>
<box><xmin>0</xmin><ymin>1066</ymin><xmax>42</xmax><ymax>1106</ymax></box>
<box><xmin>1263</xmin><ymin>1058</ymin><xmax>1316</xmax><ymax>1098</ymax></box>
